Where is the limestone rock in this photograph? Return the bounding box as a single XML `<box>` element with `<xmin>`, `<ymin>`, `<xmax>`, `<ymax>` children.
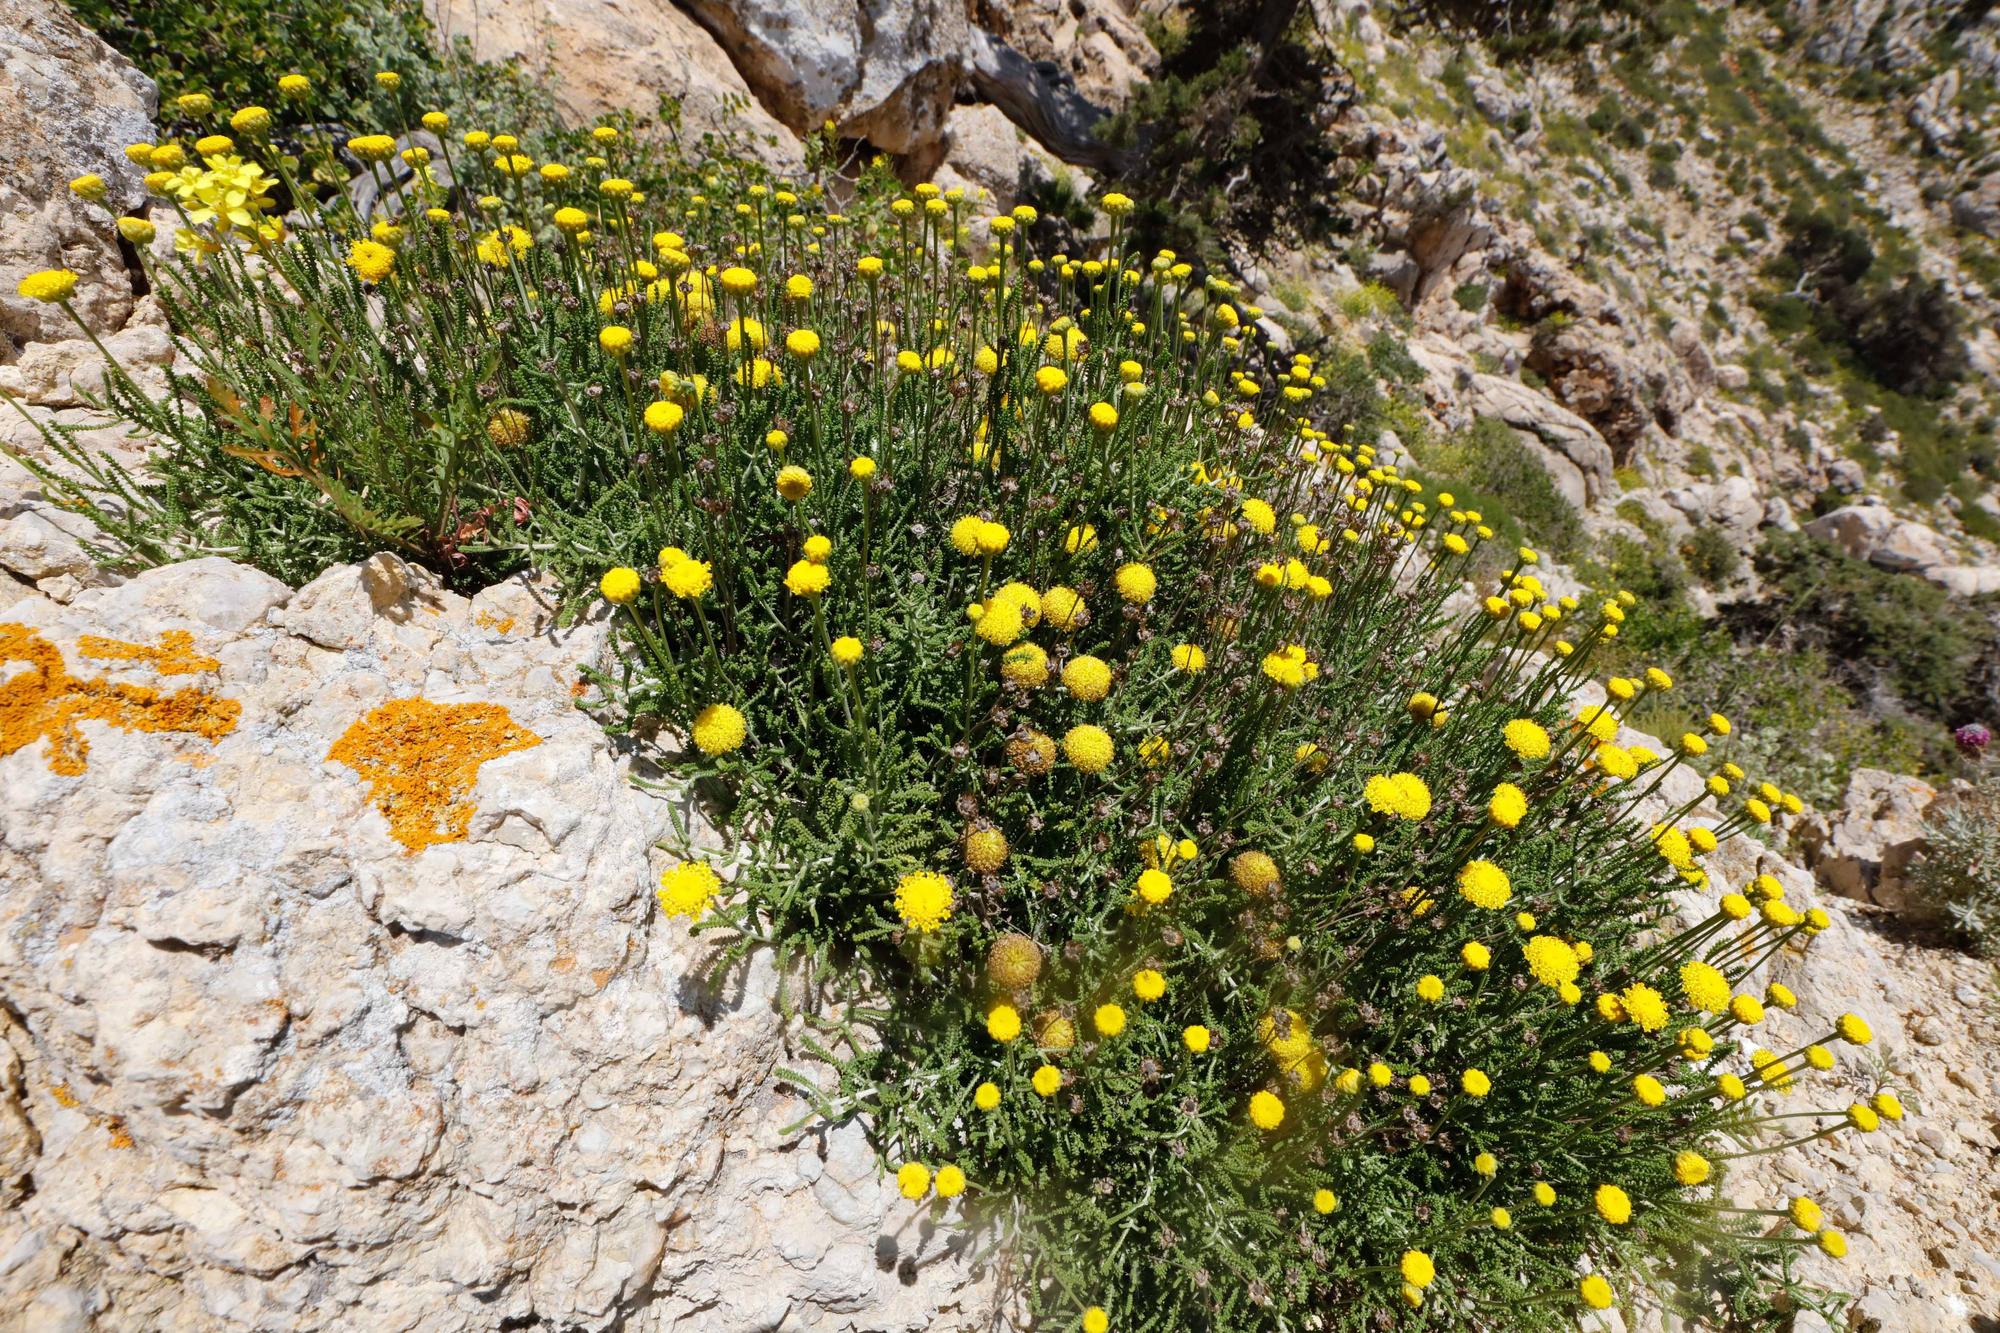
<box><xmin>1408</xmin><ymin>337</ymin><xmax>1615</xmax><ymax>504</ymax></box>
<box><xmin>1952</xmin><ymin>172</ymin><xmax>2000</xmax><ymax>237</ymax></box>
<box><xmin>0</xmin><ymin>0</ymin><xmax>157</xmax><ymax>354</ymax></box>
<box><xmin>423</xmin><ymin>0</ymin><xmax>804</xmax><ymax>168</ymax></box>
<box><xmin>1796</xmin><ymin>768</ymin><xmax>1939</xmax><ymax>909</ymax></box>
<box><xmin>677</xmin><ymin>0</ymin><xmax>972</xmax><ymax>156</ymax></box>
<box><xmin>941</xmin><ymin>103</ymin><xmax>1026</xmax><ymax>199</ymax></box>
<box><xmin>0</xmin><ymin>554</ymin><xmax>994</xmax><ymax>1330</ymax></box>
<box><xmin>1803</xmin><ymin>502</ymin><xmax>1959</xmax><ymax>574</ymax></box>
<box><xmin>971</xmin><ymin>0</ymin><xmax>1159</xmax><ymax>109</ymax></box>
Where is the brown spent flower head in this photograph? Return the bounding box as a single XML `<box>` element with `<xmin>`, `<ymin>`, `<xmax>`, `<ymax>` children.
<box><xmin>986</xmin><ymin>932</ymin><xmax>1044</xmax><ymax>990</ymax></box>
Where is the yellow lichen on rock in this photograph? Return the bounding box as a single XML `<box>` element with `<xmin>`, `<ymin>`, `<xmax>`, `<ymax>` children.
<box><xmin>0</xmin><ymin>624</ymin><xmax>240</xmax><ymax>774</ymax></box>
<box><xmin>76</xmin><ymin>629</ymin><xmax>222</xmax><ymax>676</ymax></box>
<box><xmin>327</xmin><ymin>698</ymin><xmax>539</xmax><ymax>852</ymax></box>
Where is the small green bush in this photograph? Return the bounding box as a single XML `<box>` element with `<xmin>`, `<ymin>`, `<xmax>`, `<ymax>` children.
<box><xmin>1911</xmin><ymin>782</ymin><xmax>2000</xmax><ymax>954</ymax></box>
<box><xmin>1414</xmin><ymin>416</ymin><xmax>1583</xmax><ymax>558</ymax></box>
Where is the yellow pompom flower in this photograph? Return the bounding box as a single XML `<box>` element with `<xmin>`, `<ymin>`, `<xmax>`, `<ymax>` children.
<box><xmin>934</xmin><ymin>1164</ymin><xmax>966</xmax><ymax>1199</ymax></box>
<box><xmin>1248</xmin><ymin>1090</ymin><xmax>1286</xmax><ymax>1130</ymax></box>
<box><xmin>1595</xmin><ymin>1184</ymin><xmax>1632</xmax><ymax>1224</ymax></box>
<box><xmin>830</xmin><ymin>636</ymin><xmax>864</xmax><ymax>667</ymax></box>
<box><xmin>974</xmin><ymin>1081</ymin><xmax>1001</xmax><ymax>1110</ymax></box>
<box><xmin>1063</xmin><ymin>725</ymin><xmax>1114</xmax><ymax>773</ymax></box>
<box><xmin>1313</xmin><ymin>1188</ymin><xmax>1338</xmax><ymax>1215</ymax></box>
<box><xmin>894</xmin><ymin>871</ymin><xmax>954</xmax><ymax>933</ymax></box>
<box><xmin>784</xmin><ymin>559</ymin><xmax>830</xmax><ymax>598</ymax></box>
<box><xmin>1061</xmin><ymin>654</ymin><xmax>1113</xmax><ymax>701</ymax></box>
<box><xmin>15</xmin><ymin>270</ymin><xmax>79</xmax><ymax>304</ymax></box>
<box><xmin>1622</xmin><ymin>983</ymin><xmax>1669</xmax><ymax>1033</ymax></box>
<box><xmin>1113</xmin><ymin>562</ymin><xmax>1156</xmax><ymax>604</ymax></box>
<box><xmin>1461</xmin><ymin>1068</ymin><xmax>1491</xmax><ymax>1097</ymax></box>
<box><xmin>644</xmin><ymin>400</ymin><xmax>685</xmax><ymax>435</ymax></box>
<box><xmin>1132</xmin><ymin>969</ymin><xmax>1166</xmax><ymax>1001</ymax></box>
<box><xmin>1135</xmin><ymin>869</ymin><xmax>1173</xmax><ymax>906</ymax></box>
<box><xmin>986</xmin><ymin>1003</ymin><xmax>1022</xmax><ymax>1042</ymax></box>
<box><xmin>718</xmin><ymin>265</ymin><xmax>757</xmax><ymax>295</ymax></box>
<box><xmin>1032</xmin><ymin>1064</ymin><xmax>1062</xmax><ymax>1097</ymax></box>
<box><xmin>1457</xmin><ymin>860</ymin><xmax>1511</xmax><ymax>910</ymax></box>
<box><xmin>1503</xmin><ymin>718</ymin><xmax>1551</xmax><ymax>760</ymax></box>
<box><xmin>1093</xmin><ymin>1003</ymin><xmax>1126</xmax><ymax>1037</ymax></box>
<box><xmin>1523</xmin><ymin>936</ymin><xmax>1579</xmax><ymax>989</ymax></box>
<box><xmin>897</xmin><ymin>1163</ymin><xmax>931</xmax><ymax>1199</ymax></box>
<box><xmin>971</xmin><ymin>596</ymin><xmax>1023</xmax><ymax>646</ymax></box>
<box><xmin>1580</xmin><ymin>1275</ymin><xmax>1614</xmax><ymax>1310</ymax></box>
<box><xmin>1680</xmin><ymin>961</ymin><xmax>1731</xmax><ymax>1015</ymax></box>
<box><xmin>599</xmin><ymin>566</ymin><xmax>642</xmax><ymax>604</ymax></box>
<box><xmin>599</xmin><ymin>325</ymin><xmax>634</xmax><ymax>355</ymax></box>
<box><xmin>1034</xmin><ymin>365</ymin><xmax>1068</xmax><ymax>395</ymax></box>
<box><xmin>1400</xmin><ymin>1251</ymin><xmax>1434</xmax><ymax>1289</ymax></box>
<box><xmin>776</xmin><ymin>465</ymin><xmax>813</xmax><ymax>501</ymax></box>
<box><xmin>346</xmin><ymin>238</ymin><xmax>396</xmax><ymax>284</ymax></box>
<box><xmin>1041</xmin><ymin>586</ymin><xmax>1087</xmax><ymax>631</ymax></box>
<box><xmin>1182</xmin><ymin>1025</ymin><xmax>1211</xmax><ymax>1053</ymax></box>
<box><xmin>1488</xmin><ymin>782</ymin><xmax>1527</xmax><ymax>828</ymax></box>
<box><xmin>691</xmin><ymin>703</ymin><xmax>747</xmax><ymax>755</ymax></box>
<box><xmin>656</xmin><ymin>860</ymin><xmax>722</xmax><ymax>921</ymax></box>
<box><xmin>1082</xmin><ymin>1308</ymin><xmax>1109</xmax><ymax>1333</ymax></box>
<box><xmin>1001</xmin><ymin>642</ymin><xmax>1050</xmax><ymax>687</ymax></box>
<box><xmin>1170</xmin><ymin>643</ymin><xmax>1207</xmax><ymax>673</ymax></box>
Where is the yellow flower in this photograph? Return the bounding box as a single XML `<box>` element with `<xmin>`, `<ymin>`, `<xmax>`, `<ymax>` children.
<box><xmin>644</xmin><ymin>400</ymin><xmax>685</xmax><ymax>435</ymax></box>
<box><xmin>776</xmin><ymin>466</ymin><xmax>813</xmax><ymax>501</ymax></box>
<box><xmin>785</xmin><ymin>328</ymin><xmax>821</xmax><ymax>359</ymax></box>
<box><xmin>987</xmin><ymin>1004</ymin><xmax>1022</xmax><ymax>1042</ymax></box>
<box><xmin>1034</xmin><ymin>365</ymin><xmax>1068</xmax><ymax>395</ymax></box>
<box><xmin>691</xmin><ymin>703</ymin><xmax>747</xmax><ymax>755</ymax></box>
<box><xmin>1456</xmin><ymin>860</ymin><xmax>1511</xmax><ymax>910</ymax></box>
<box><xmin>1400</xmin><ymin>1251</ymin><xmax>1434</xmax><ymax>1289</ymax></box>
<box><xmin>1461</xmin><ymin>941</ymin><xmax>1491</xmax><ymax>970</ymax></box>
<box><xmin>1061</xmin><ymin>655</ymin><xmax>1113</xmax><ymax>701</ymax></box>
<box><xmin>660</xmin><ymin>550</ymin><xmax>713</xmax><ymax>599</ymax></box>
<box><xmin>784</xmin><ymin>559</ymin><xmax>830</xmax><ymax>597</ymax></box>
<box><xmin>278</xmin><ymin>73</ymin><xmax>311</xmax><ymax>98</ymax></box>
<box><xmin>830</xmin><ymin>636</ymin><xmax>864</xmax><ymax>667</ymax></box>
<box><xmin>1041</xmin><ymin>586</ymin><xmax>1087</xmax><ymax>631</ymax></box>
<box><xmin>1522</xmin><ymin>936</ymin><xmax>1579</xmax><ymax>989</ymax></box>
<box><xmin>893</xmin><ymin>870</ymin><xmax>954</xmax><ymax>933</ymax></box>
<box><xmin>1135</xmin><ymin>869</ymin><xmax>1173</xmax><ymax>906</ymax></box>
<box><xmin>1248</xmin><ymin>1090</ymin><xmax>1285</xmax><ymax>1130</ymax></box>
<box><xmin>1503</xmin><ymin>718</ymin><xmax>1551</xmax><ymax>760</ymax></box>
<box><xmin>1082</xmin><ymin>1308</ymin><xmax>1109</xmax><ymax>1333</ymax></box>
<box><xmin>974</xmin><ymin>1081</ymin><xmax>1001</xmax><ymax>1110</ymax></box>
<box><xmin>1673</xmin><ymin>1151</ymin><xmax>1710</xmax><ymax>1186</ymax></box>
<box><xmin>1680</xmin><ymin>960</ymin><xmax>1731</xmax><ymax>1014</ymax></box>
<box><xmin>1594</xmin><ymin>1183</ymin><xmax>1632</xmax><ymax>1224</ymax></box>
<box><xmin>1580</xmin><ymin>1275</ymin><xmax>1613</xmax><ymax>1310</ymax></box>
<box><xmin>1364</xmin><ymin>772</ymin><xmax>1432</xmax><ymax>820</ymax></box>
<box><xmin>896</xmin><ymin>1163</ymin><xmax>930</xmax><ymax>1199</ymax></box>
<box><xmin>1063</xmin><ymin>725</ymin><xmax>1113</xmax><ymax>773</ymax></box>
<box><xmin>1183</xmin><ymin>1025</ymin><xmax>1211</xmax><ymax>1053</ymax></box>
<box><xmin>1032</xmin><ymin>1064</ymin><xmax>1062</xmax><ymax>1097</ymax></box>
<box><xmin>718</xmin><ymin>265</ymin><xmax>757</xmax><ymax>295</ymax></box>
<box><xmin>599</xmin><ymin>566</ymin><xmax>641</xmax><ymax>604</ymax></box>
<box><xmin>1088</xmin><ymin>401</ymin><xmax>1119</xmax><ymax>432</ymax></box>
<box><xmin>1113</xmin><ymin>562</ymin><xmax>1156</xmax><ymax>604</ymax></box>
<box><xmin>1313</xmin><ymin>1188</ymin><xmax>1338</xmax><ymax>1214</ymax></box>
<box><xmin>971</xmin><ymin>597</ymin><xmax>1023</xmax><ymax>646</ymax></box>
<box><xmin>346</xmin><ymin>238</ymin><xmax>396</xmax><ymax>284</ymax></box>
<box><xmin>15</xmin><ymin>270</ymin><xmax>79</xmax><ymax>303</ymax></box>
<box><xmin>1461</xmin><ymin>1068</ymin><xmax>1491</xmax><ymax>1097</ymax></box>
<box><xmin>1093</xmin><ymin>1003</ymin><xmax>1126</xmax><ymax>1037</ymax></box>
<box><xmin>1622</xmin><ymin>983</ymin><xmax>1668</xmax><ymax>1033</ymax></box>
<box><xmin>934</xmin><ymin>1164</ymin><xmax>966</xmax><ymax>1198</ymax></box>
<box><xmin>656</xmin><ymin>860</ymin><xmax>723</xmax><ymax>921</ymax></box>
<box><xmin>1488</xmin><ymin>782</ymin><xmax>1527</xmax><ymax>828</ymax></box>
<box><xmin>1132</xmin><ymin>969</ymin><xmax>1166</xmax><ymax>1001</ymax></box>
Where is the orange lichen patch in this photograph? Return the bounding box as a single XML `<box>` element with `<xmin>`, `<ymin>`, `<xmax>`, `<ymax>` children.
<box><xmin>473</xmin><ymin>609</ymin><xmax>517</xmax><ymax>635</ymax></box>
<box><xmin>1</xmin><ymin>624</ymin><xmax>241</xmax><ymax>776</ymax></box>
<box><xmin>327</xmin><ymin>698</ymin><xmax>539</xmax><ymax>853</ymax></box>
<box><xmin>76</xmin><ymin>629</ymin><xmax>221</xmax><ymax>676</ymax></box>
<box><xmin>105</xmin><ymin>1118</ymin><xmax>134</xmax><ymax>1150</ymax></box>
<box><xmin>49</xmin><ymin>1084</ymin><xmax>79</xmax><ymax>1109</ymax></box>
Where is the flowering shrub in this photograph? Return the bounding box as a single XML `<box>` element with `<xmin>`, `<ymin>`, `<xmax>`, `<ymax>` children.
<box><xmin>12</xmin><ymin>87</ymin><xmax>1909</xmax><ymax>1332</ymax></box>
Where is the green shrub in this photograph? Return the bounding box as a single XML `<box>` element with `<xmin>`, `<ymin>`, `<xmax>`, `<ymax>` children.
<box><xmin>19</xmin><ymin>87</ymin><xmax>1895</xmax><ymax>1333</ymax></box>
<box><xmin>1416</xmin><ymin>416</ymin><xmax>1584</xmax><ymax>558</ymax></box>
<box><xmin>70</xmin><ymin>0</ymin><xmax>436</xmax><ymax>129</ymax></box>
<box><xmin>1453</xmin><ymin>280</ymin><xmax>1490</xmax><ymax>311</ymax></box>
<box><xmin>1681</xmin><ymin>526</ymin><xmax>1741</xmax><ymax>586</ymax></box>
<box><xmin>1910</xmin><ymin>782</ymin><xmax>2000</xmax><ymax>954</ymax></box>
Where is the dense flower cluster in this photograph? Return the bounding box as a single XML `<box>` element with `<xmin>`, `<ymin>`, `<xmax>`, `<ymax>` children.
<box><xmin>23</xmin><ymin>85</ymin><xmax>1905</xmax><ymax>1333</ymax></box>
